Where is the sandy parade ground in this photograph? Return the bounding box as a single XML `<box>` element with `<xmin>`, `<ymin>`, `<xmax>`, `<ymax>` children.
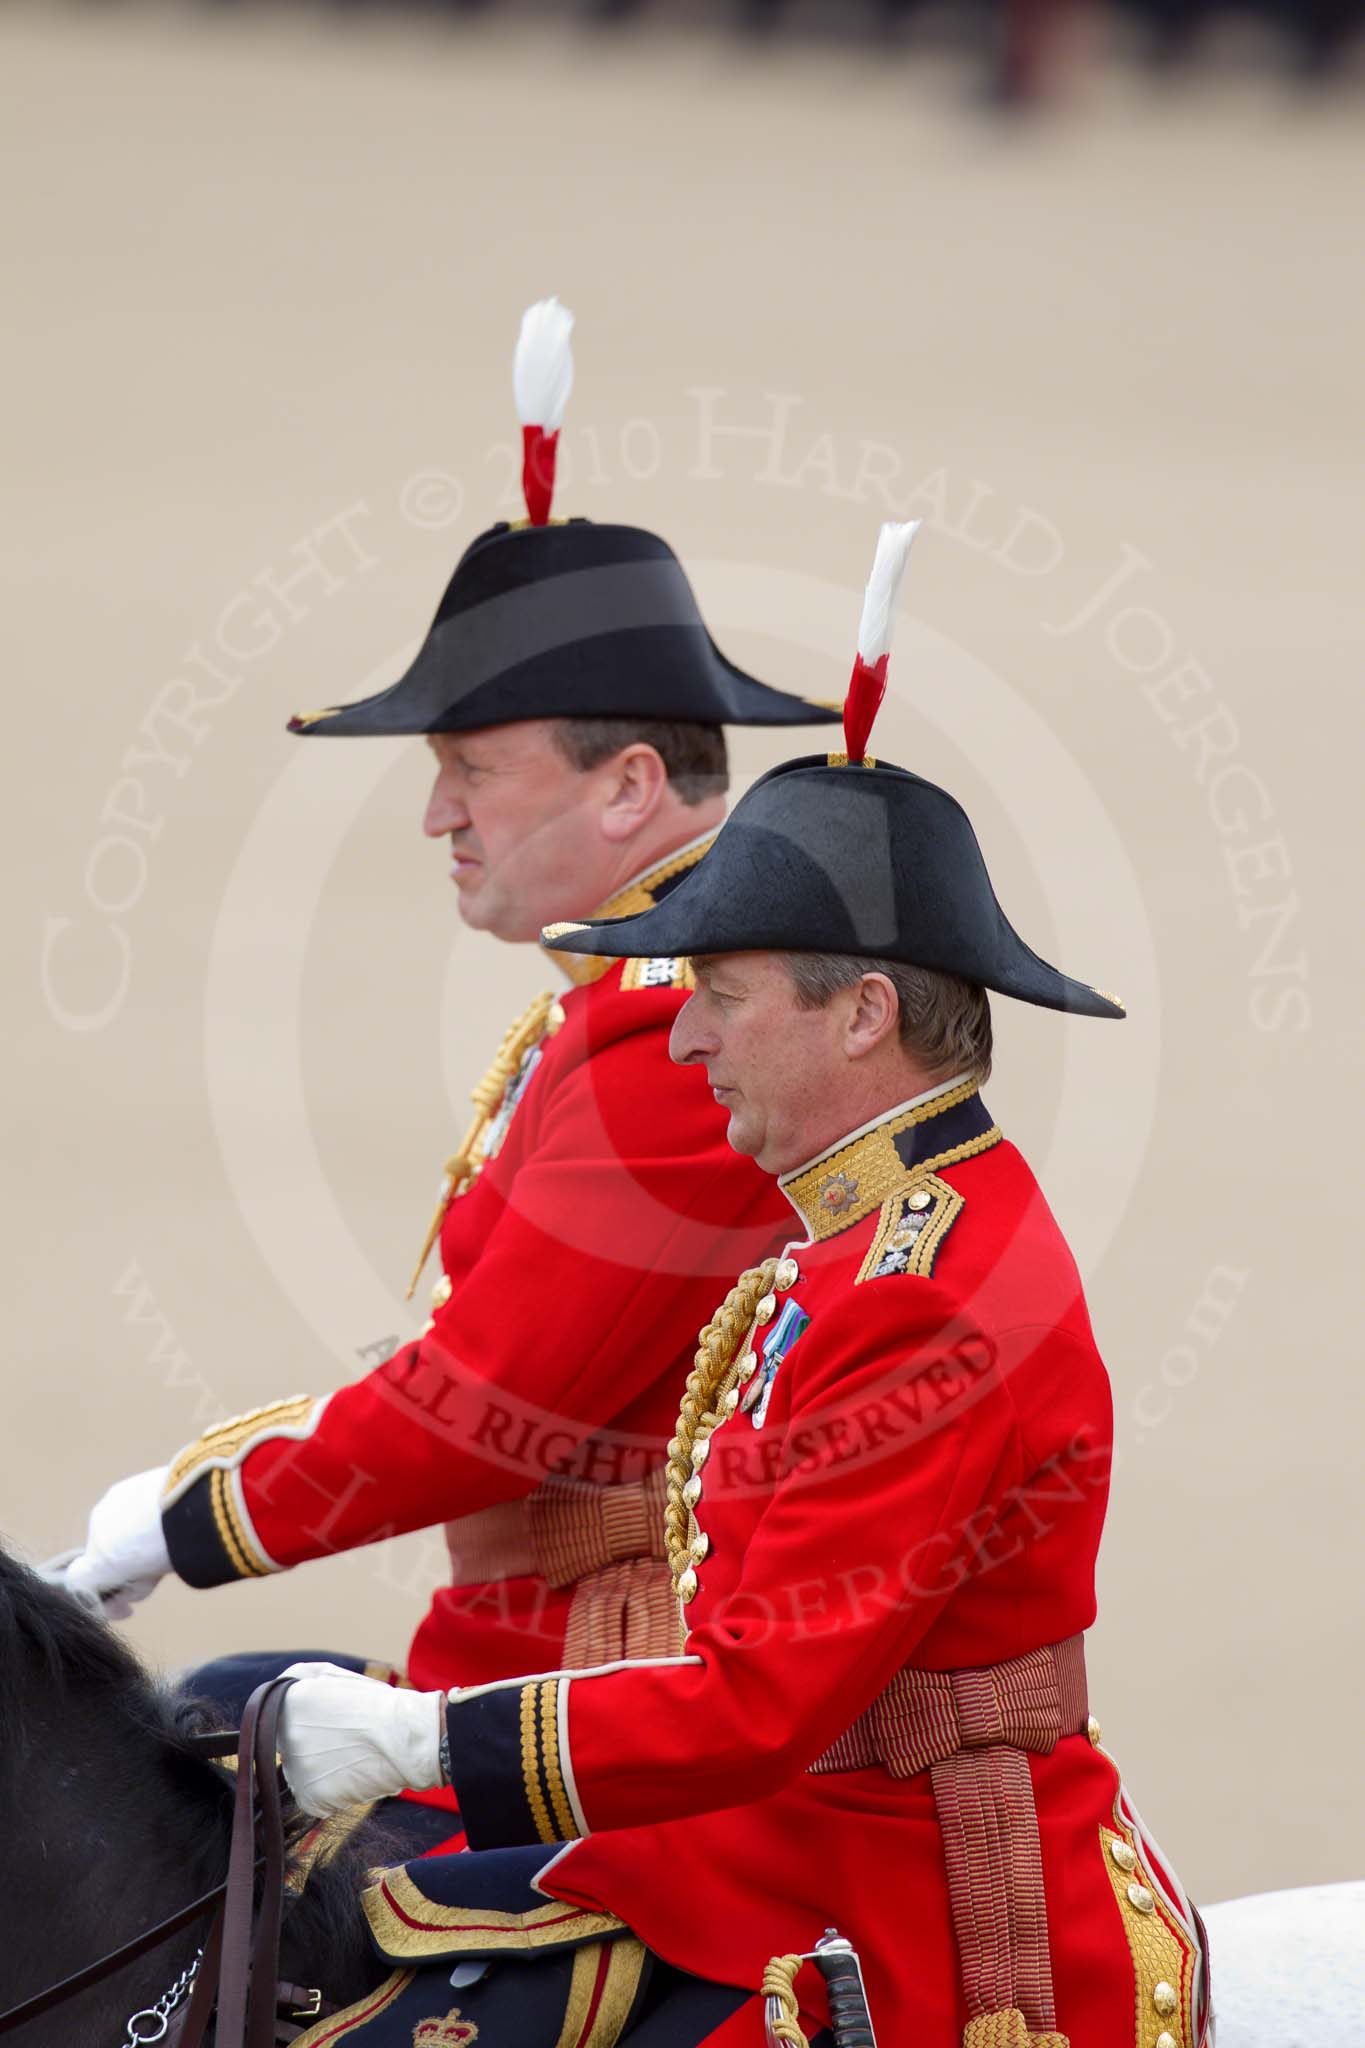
<box><xmin>3</xmin><ymin>0</ymin><xmax>1362</xmax><ymax>1915</ymax></box>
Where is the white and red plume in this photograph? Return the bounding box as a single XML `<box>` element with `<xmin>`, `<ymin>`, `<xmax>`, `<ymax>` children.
<box><xmin>844</xmin><ymin>518</ymin><xmax>922</xmax><ymax>763</ymax></box>
<box><xmin>513</xmin><ymin>296</ymin><xmax>575</xmax><ymax>526</ymax></box>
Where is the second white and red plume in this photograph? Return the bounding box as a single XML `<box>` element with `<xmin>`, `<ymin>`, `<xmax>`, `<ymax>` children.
<box><xmin>844</xmin><ymin>518</ymin><xmax>922</xmax><ymax>763</ymax></box>
<box><xmin>513</xmin><ymin>297</ymin><xmax>575</xmax><ymax>526</ymax></box>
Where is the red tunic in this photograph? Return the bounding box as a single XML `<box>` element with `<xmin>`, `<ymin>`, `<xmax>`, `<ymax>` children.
<box><xmin>160</xmin><ymin>928</ymin><xmax>793</xmax><ymax>1695</ymax></box>
<box><xmin>439</xmin><ymin>1086</ymin><xmax>1209</xmax><ymax>2046</ymax></box>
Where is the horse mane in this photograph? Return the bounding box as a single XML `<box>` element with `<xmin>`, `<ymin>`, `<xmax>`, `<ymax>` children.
<box><xmin>0</xmin><ymin>1540</ymin><xmax>388</xmax><ymax>2038</ymax></box>
<box><xmin>0</xmin><ymin>1539</ymin><xmax>180</xmax><ymax>1757</ymax></box>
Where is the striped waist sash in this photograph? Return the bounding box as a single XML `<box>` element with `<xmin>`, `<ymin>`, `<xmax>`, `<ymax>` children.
<box><xmin>812</xmin><ymin>1635</ymin><xmax>1089</xmax><ymax>2046</ymax></box>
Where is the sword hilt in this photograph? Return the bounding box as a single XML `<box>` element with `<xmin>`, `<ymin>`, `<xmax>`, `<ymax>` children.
<box><xmin>812</xmin><ymin>1931</ymin><xmax>877</xmax><ymax>2048</ymax></box>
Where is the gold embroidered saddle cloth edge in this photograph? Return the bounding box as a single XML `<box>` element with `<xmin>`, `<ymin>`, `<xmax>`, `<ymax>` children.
<box><xmin>811</xmin><ymin>1636</ymin><xmax>1089</xmax><ymax>2041</ymax></box>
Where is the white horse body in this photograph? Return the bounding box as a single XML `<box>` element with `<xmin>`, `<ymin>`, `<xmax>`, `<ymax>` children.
<box><xmin>1203</xmin><ymin>1882</ymin><xmax>1364</xmax><ymax>2046</ymax></box>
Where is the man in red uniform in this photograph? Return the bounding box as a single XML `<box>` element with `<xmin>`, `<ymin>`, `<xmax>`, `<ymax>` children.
<box><xmin>56</xmin><ymin>303</ymin><xmax>836</xmax><ymax>1768</ymax></box>
<box><xmin>264</xmin><ymin>523</ymin><xmax>1211</xmax><ymax>2048</ymax></box>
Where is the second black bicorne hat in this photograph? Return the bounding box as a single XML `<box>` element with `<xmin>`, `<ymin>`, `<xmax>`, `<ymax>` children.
<box><xmin>289</xmin><ymin>300</ymin><xmax>837</xmax><ymax>738</ymax></box>
<box><xmin>543</xmin><ymin>522</ymin><xmax>1124</xmax><ymax>1020</ymax></box>
<box><xmin>543</xmin><ymin>753</ymin><xmax>1123</xmax><ymax>1018</ymax></box>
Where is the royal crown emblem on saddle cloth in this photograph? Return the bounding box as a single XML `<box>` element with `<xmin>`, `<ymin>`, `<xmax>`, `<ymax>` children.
<box><xmin>412</xmin><ymin>2009</ymin><xmax>479</xmax><ymax>2048</ymax></box>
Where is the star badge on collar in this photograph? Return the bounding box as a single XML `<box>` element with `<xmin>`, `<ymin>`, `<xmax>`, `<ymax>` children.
<box><xmin>817</xmin><ymin>1169</ymin><xmax>859</xmax><ymax>1215</ymax></box>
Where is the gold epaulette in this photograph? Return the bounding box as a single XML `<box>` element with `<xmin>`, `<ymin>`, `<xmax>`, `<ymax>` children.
<box><xmin>856</xmin><ymin>1172</ymin><xmax>965</xmax><ymax>1282</ymax></box>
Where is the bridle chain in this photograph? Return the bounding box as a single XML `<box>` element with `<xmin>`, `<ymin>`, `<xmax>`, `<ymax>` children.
<box><xmin>122</xmin><ymin>1946</ymin><xmax>203</xmax><ymax>2046</ymax></box>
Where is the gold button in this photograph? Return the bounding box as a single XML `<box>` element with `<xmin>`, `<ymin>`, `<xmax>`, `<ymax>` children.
<box><xmin>430</xmin><ymin>1274</ymin><xmax>453</xmax><ymax>1310</ymax></box>
<box><xmin>719</xmin><ymin>1388</ymin><xmax>740</xmax><ymax>1417</ymax></box>
<box><xmin>689</xmin><ymin>1532</ymin><xmax>710</xmax><ymax>1563</ymax></box>
<box><xmin>1155</xmin><ymin>2035</ymin><xmax>1177</xmax><ymax>2048</ymax></box>
<box><xmin>677</xmin><ymin>1567</ymin><xmax>698</xmax><ymax>1602</ymax></box>
<box><xmin>774</xmin><ymin>1259</ymin><xmax>800</xmax><ymax>1291</ymax></box>
<box><xmin>1152</xmin><ymin>1984</ymin><xmax>1178</xmax><ymax>2018</ymax></box>
<box><xmin>1109</xmin><ymin>1839</ymin><xmax>1137</xmax><ymax>1872</ymax></box>
<box><xmin>1087</xmin><ymin>1715</ymin><xmax>1102</xmax><ymax>1746</ymax></box>
<box><xmin>754</xmin><ymin>1294</ymin><xmax>777</xmax><ymax>1325</ymax></box>
<box><xmin>736</xmin><ymin>1356</ymin><xmax>757</xmax><ymax>1385</ymax></box>
<box><xmin>906</xmin><ymin>1188</ymin><xmax>932</xmax><ymax>1212</ymax></box>
<box><xmin>691</xmin><ymin>1438</ymin><xmax>711</xmax><ymax>1471</ymax></box>
<box><xmin>1126</xmin><ymin>1882</ymin><xmax>1155</xmax><ymax>1915</ymax></box>
<box><xmin>683</xmin><ymin>1474</ymin><xmax>703</xmax><ymax>1509</ymax></box>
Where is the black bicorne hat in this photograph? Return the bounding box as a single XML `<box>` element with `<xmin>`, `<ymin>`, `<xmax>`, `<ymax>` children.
<box><xmin>543</xmin><ymin>522</ymin><xmax>1124</xmax><ymax>1021</ymax></box>
<box><xmin>290</xmin><ymin>518</ymin><xmax>839</xmax><ymax>736</ymax></box>
<box><xmin>288</xmin><ymin>300</ymin><xmax>837</xmax><ymax>739</ymax></box>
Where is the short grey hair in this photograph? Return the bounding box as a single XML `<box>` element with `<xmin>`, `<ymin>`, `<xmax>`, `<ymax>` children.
<box><xmin>548</xmin><ymin>717</ymin><xmax>728</xmax><ymax>807</ymax></box>
<box><xmin>784</xmin><ymin>953</ymin><xmax>993</xmax><ymax>1083</ymax></box>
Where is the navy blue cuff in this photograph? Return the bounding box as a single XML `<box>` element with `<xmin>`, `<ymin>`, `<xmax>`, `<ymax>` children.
<box><xmin>162</xmin><ymin>1472</ymin><xmax>267</xmax><ymax>1589</ymax></box>
<box><xmin>447</xmin><ymin>1679</ymin><xmax>580</xmax><ymax>1850</ymax></box>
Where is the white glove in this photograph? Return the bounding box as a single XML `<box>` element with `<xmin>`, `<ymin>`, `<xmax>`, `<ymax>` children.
<box><xmin>64</xmin><ymin>1466</ymin><xmax>173</xmax><ymax>1620</ymax></box>
<box><xmin>276</xmin><ymin>1661</ymin><xmax>447</xmax><ymax>1819</ymax></box>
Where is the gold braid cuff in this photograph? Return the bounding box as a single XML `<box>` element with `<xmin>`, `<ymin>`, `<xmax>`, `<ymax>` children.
<box><xmin>164</xmin><ymin>1394</ymin><xmax>319</xmax><ymax>1501</ymax></box>
<box><xmin>519</xmin><ymin>1681</ymin><xmax>557</xmax><ymax>1846</ymax></box>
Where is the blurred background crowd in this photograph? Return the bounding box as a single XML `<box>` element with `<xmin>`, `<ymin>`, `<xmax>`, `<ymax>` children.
<box><xmin>88</xmin><ymin>0</ymin><xmax>1365</xmax><ymax>98</ymax></box>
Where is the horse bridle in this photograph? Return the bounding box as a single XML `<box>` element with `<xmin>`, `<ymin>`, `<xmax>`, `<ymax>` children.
<box><xmin>0</xmin><ymin>1678</ymin><xmax>337</xmax><ymax>2046</ymax></box>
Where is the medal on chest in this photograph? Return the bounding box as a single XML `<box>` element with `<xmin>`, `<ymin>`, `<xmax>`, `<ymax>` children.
<box><xmin>739</xmin><ymin>1296</ymin><xmax>811</xmax><ymax>1429</ymax></box>
<box><xmin>479</xmin><ymin>1040</ymin><xmax>545</xmax><ymax>1162</ymax></box>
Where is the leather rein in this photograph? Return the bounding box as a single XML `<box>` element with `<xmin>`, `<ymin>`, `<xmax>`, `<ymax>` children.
<box><xmin>0</xmin><ymin>1677</ymin><xmax>334</xmax><ymax>2045</ymax></box>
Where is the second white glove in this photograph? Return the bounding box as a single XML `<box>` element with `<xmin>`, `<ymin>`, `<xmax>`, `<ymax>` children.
<box><xmin>64</xmin><ymin>1466</ymin><xmax>173</xmax><ymax>1616</ymax></box>
<box><xmin>277</xmin><ymin>1661</ymin><xmax>447</xmax><ymax>1818</ymax></box>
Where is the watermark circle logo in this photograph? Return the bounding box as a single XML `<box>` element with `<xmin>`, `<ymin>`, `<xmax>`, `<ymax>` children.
<box><xmin>202</xmin><ymin>562</ymin><xmax>1159</xmax><ymax>1360</ymax></box>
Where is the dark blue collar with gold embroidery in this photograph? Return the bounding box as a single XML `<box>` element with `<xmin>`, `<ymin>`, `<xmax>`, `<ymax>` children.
<box><xmin>779</xmin><ymin>1080</ymin><xmax>1001</xmax><ymax>1241</ymax></box>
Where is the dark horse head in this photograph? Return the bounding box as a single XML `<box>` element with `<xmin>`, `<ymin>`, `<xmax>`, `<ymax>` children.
<box><xmin>0</xmin><ymin>1541</ymin><xmax>388</xmax><ymax>2044</ymax></box>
